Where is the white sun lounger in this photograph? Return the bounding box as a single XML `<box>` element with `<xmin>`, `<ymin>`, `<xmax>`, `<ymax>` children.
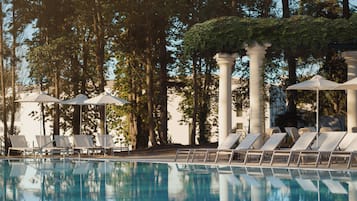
<box><xmin>36</xmin><ymin>135</ymin><xmax>67</xmax><ymax>155</ymax></box>
<box><xmin>284</xmin><ymin>127</ymin><xmax>300</xmax><ymax>143</ymax></box>
<box><xmin>297</xmin><ymin>131</ymin><xmax>346</xmax><ymax>167</ymax></box>
<box><xmin>214</xmin><ymin>133</ymin><xmax>260</xmax><ymax>163</ymax></box>
<box><xmin>270</xmin><ymin>132</ymin><xmax>317</xmax><ymax>166</ymax></box>
<box><xmin>327</xmin><ymin>133</ymin><xmax>357</xmax><ymax>168</ymax></box>
<box><xmin>97</xmin><ymin>134</ymin><xmax>128</xmax><ymax>154</ymax></box>
<box><xmin>54</xmin><ymin>135</ymin><xmax>74</xmax><ymax>155</ymax></box>
<box><xmin>174</xmin><ymin>133</ymin><xmax>241</xmax><ymax>162</ymax></box>
<box><xmin>8</xmin><ymin>135</ymin><xmax>39</xmax><ymax>156</ymax></box>
<box><xmin>244</xmin><ymin>133</ymin><xmax>287</xmax><ymax>165</ymax></box>
<box><xmin>73</xmin><ymin>135</ymin><xmax>103</xmax><ymax>155</ymax></box>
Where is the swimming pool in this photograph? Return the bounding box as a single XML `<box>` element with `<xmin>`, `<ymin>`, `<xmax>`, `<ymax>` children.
<box><xmin>1</xmin><ymin>159</ymin><xmax>356</xmax><ymax>201</ymax></box>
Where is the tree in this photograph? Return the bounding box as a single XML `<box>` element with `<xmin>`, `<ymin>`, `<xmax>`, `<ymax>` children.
<box><xmin>0</xmin><ymin>2</ymin><xmax>7</xmax><ymax>151</ymax></box>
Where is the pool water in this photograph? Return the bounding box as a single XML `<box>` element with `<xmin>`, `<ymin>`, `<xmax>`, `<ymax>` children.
<box><xmin>1</xmin><ymin>159</ymin><xmax>356</xmax><ymax>201</ymax></box>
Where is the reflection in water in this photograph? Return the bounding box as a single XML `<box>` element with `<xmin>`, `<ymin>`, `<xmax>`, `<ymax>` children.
<box><xmin>0</xmin><ymin>159</ymin><xmax>355</xmax><ymax>200</ymax></box>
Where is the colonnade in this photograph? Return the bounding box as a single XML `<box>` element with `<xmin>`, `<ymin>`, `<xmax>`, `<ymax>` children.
<box><xmin>214</xmin><ymin>43</ymin><xmax>357</xmax><ymax>145</ymax></box>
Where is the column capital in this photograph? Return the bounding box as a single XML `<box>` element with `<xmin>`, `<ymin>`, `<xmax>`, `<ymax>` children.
<box><xmin>214</xmin><ymin>53</ymin><xmax>238</xmax><ymax>66</ymax></box>
<box><xmin>245</xmin><ymin>42</ymin><xmax>271</xmax><ymax>58</ymax></box>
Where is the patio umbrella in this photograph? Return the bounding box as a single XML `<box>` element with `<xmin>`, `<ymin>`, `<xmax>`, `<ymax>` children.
<box><xmin>335</xmin><ymin>77</ymin><xmax>357</xmax><ymax>90</ymax></box>
<box><xmin>84</xmin><ymin>92</ymin><xmax>128</xmax><ymax>134</ymax></box>
<box><xmin>16</xmin><ymin>92</ymin><xmax>60</xmax><ymax>136</ymax></box>
<box><xmin>61</xmin><ymin>94</ymin><xmax>89</xmax><ymax>135</ymax></box>
<box><xmin>286</xmin><ymin>75</ymin><xmax>341</xmax><ymax>132</ymax></box>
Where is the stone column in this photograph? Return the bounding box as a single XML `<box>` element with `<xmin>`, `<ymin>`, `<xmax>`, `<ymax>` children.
<box><xmin>214</xmin><ymin>53</ymin><xmax>238</xmax><ymax>146</ymax></box>
<box><xmin>246</xmin><ymin>43</ymin><xmax>270</xmax><ymax>146</ymax></box>
<box><xmin>342</xmin><ymin>51</ymin><xmax>357</xmax><ymax>133</ymax></box>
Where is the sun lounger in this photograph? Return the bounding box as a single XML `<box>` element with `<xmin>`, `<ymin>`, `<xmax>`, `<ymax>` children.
<box><xmin>73</xmin><ymin>135</ymin><xmax>103</xmax><ymax>155</ymax></box>
<box><xmin>36</xmin><ymin>135</ymin><xmax>67</xmax><ymax>155</ymax></box>
<box><xmin>270</xmin><ymin>132</ymin><xmax>317</xmax><ymax>166</ymax></box>
<box><xmin>54</xmin><ymin>135</ymin><xmax>74</xmax><ymax>155</ymax></box>
<box><xmin>327</xmin><ymin>133</ymin><xmax>357</xmax><ymax>168</ymax></box>
<box><xmin>244</xmin><ymin>133</ymin><xmax>287</xmax><ymax>165</ymax></box>
<box><xmin>284</xmin><ymin>127</ymin><xmax>300</xmax><ymax>142</ymax></box>
<box><xmin>8</xmin><ymin>135</ymin><xmax>39</xmax><ymax>156</ymax></box>
<box><xmin>297</xmin><ymin>131</ymin><xmax>346</xmax><ymax>167</ymax></box>
<box><xmin>174</xmin><ymin>133</ymin><xmax>241</xmax><ymax>162</ymax></box>
<box><xmin>97</xmin><ymin>134</ymin><xmax>128</xmax><ymax>154</ymax></box>
<box><xmin>214</xmin><ymin>133</ymin><xmax>260</xmax><ymax>163</ymax></box>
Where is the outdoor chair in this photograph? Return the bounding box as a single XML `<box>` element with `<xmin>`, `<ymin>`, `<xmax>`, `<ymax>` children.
<box><xmin>270</xmin><ymin>132</ymin><xmax>317</xmax><ymax>166</ymax></box>
<box><xmin>174</xmin><ymin>133</ymin><xmax>241</xmax><ymax>162</ymax></box>
<box><xmin>97</xmin><ymin>134</ymin><xmax>129</xmax><ymax>154</ymax></box>
<box><xmin>54</xmin><ymin>135</ymin><xmax>74</xmax><ymax>155</ymax></box>
<box><xmin>8</xmin><ymin>135</ymin><xmax>39</xmax><ymax>156</ymax></box>
<box><xmin>243</xmin><ymin>133</ymin><xmax>287</xmax><ymax>165</ymax></box>
<box><xmin>214</xmin><ymin>133</ymin><xmax>261</xmax><ymax>163</ymax></box>
<box><xmin>73</xmin><ymin>135</ymin><xmax>103</xmax><ymax>155</ymax></box>
<box><xmin>327</xmin><ymin>133</ymin><xmax>357</xmax><ymax>168</ymax></box>
<box><xmin>284</xmin><ymin>127</ymin><xmax>300</xmax><ymax>143</ymax></box>
<box><xmin>297</xmin><ymin>131</ymin><xmax>346</xmax><ymax>167</ymax></box>
<box><xmin>36</xmin><ymin>135</ymin><xmax>67</xmax><ymax>155</ymax></box>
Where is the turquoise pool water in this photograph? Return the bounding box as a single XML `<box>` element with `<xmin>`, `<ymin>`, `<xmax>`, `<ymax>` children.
<box><xmin>1</xmin><ymin>159</ymin><xmax>356</xmax><ymax>201</ymax></box>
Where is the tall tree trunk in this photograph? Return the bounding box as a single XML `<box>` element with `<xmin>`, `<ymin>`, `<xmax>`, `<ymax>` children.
<box><xmin>282</xmin><ymin>0</ymin><xmax>297</xmax><ymax>126</ymax></box>
<box><xmin>10</xmin><ymin>2</ymin><xmax>17</xmax><ymax>139</ymax></box>
<box><xmin>158</xmin><ymin>34</ymin><xmax>168</xmax><ymax>144</ymax></box>
<box><xmin>190</xmin><ymin>58</ymin><xmax>198</xmax><ymax>145</ymax></box>
<box><xmin>282</xmin><ymin>0</ymin><xmax>290</xmax><ymax>18</ymax></box>
<box><xmin>53</xmin><ymin>66</ymin><xmax>60</xmax><ymax>137</ymax></box>
<box><xmin>286</xmin><ymin>52</ymin><xmax>297</xmax><ymax>116</ymax></box>
<box><xmin>93</xmin><ymin>0</ymin><xmax>106</xmax><ymax>134</ymax></box>
<box><xmin>342</xmin><ymin>0</ymin><xmax>350</xmax><ymax>18</ymax></box>
<box><xmin>0</xmin><ymin>2</ymin><xmax>8</xmax><ymax>152</ymax></box>
<box><xmin>146</xmin><ymin>56</ymin><xmax>157</xmax><ymax>147</ymax></box>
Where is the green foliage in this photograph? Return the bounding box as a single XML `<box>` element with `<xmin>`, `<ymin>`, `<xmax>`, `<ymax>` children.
<box><xmin>184</xmin><ymin>14</ymin><xmax>357</xmax><ymax>57</ymax></box>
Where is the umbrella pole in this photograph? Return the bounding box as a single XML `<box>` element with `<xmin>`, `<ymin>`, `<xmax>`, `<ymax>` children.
<box><xmin>316</xmin><ymin>90</ymin><xmax>319</xmax><ymax>145</ymax></box>
<box><xmin>41</xmin><ymin>103</ymin><xmax>45</xmax><ymax>136</ymax></box>
<box><xmin>80</xmin><ymin>105</ymin><xmax>82</xmax><ymax>135</ymax></box>
<box><xmin>316</xmin><ymin>90</ymin><xmax>319</xmax><ymax>132</ymax></box>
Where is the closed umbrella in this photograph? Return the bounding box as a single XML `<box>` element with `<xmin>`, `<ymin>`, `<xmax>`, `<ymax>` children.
<box><xmin>16</xmin><ymin>92</ymin><xmax>60</xmax><ymax>136</ymax></box>
<box><xmin>287</xmin><ymin>75</ymin><xmax>341</xmax><ymax>132</ymax></box>
<box><xmin>61</xmin><ymin>94</ymin><xmax>88</xmax><ymax>135</ymax></box>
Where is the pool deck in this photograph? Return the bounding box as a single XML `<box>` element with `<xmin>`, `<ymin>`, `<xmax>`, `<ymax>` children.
<box><xmin>3</xmin><ymin>146</ymin><xmax>357</xmax><ymax>171</ymax></box>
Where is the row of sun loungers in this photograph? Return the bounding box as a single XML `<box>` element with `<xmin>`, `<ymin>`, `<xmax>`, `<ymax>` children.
<box><xmin>7</xmin><ymin>134</ymin><xmax>128</xmax><ymax>156</ymax></box>
<box><xmin>175</xmin><ymin>131</ymin><xmax>357</xmax><ymax>168</ymax></box>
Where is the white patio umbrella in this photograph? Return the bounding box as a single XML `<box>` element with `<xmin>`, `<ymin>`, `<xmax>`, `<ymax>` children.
<box><xmin>335</xmin><ymin>77</ymin><xmax>357</xmax><ymax>90</ymax></box>
<box><xmin>16</xmin><ymin>92</ymin><xmax>60</xmax><ymax>136</ymax></box>
<box><xmin>84</xmin><ymin>92</ymin><xmax>128</xmax><ymax>134</ymax></box>
<box><xmin>61</xmin><ymin>94</ymin><xmax>89</xmax><ymax>135</ymax></box>
<box><xmin>287</xmin><ymin>75</ymin><xmax>341</xmax><ymax>132</ymax></box>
